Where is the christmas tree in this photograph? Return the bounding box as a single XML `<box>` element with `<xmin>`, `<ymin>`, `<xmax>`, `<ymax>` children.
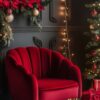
<box><xmin>84</xmin><ymin>1</ymin><xmax>100</xmax><ymax>79</ymax></box>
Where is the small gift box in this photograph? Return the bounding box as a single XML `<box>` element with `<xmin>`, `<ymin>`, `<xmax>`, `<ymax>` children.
<box><xmin>93</xmin><ymin>79</ymin><xmax>100</xmax><ymax>91</ymax></box>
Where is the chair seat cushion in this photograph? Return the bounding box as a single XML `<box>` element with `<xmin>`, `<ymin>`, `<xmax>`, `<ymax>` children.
<box><xmin>38</xmin><ymin>79</ymin><xmax>79</xmax><ymax>100</ymax></box>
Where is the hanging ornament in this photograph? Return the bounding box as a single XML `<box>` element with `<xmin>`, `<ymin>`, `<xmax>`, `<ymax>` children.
<box><xmin>89</xmin><ymin>24</ymin><xmax>94</xmax><ymax>29</ymax></box>
<box><xmin>32</xmin><ymin>8</ymin><xmax>40</xmax><ymax>16</ymax></box>
<box><xmin>96</xmin><ymin>49</ymin><xmax>100</xmax><ymax>56</ymax></box>
<box><xmin>7</xmin><ymin>9</ymin><xmax>13</xmax><ymax>15</ymax></box>
<box><xmin>0</xmin><ymin>33</ymin><xmax>3</xmax><ymax>37</ymax></box>
<box><xmin>91</xmin><ymin>9</ymin><xmax>98</xmax><ymax>17</ymax></box>
<box><xmin>96</xmin><ymin>49</ymin><xmax>100</xmax><ymax>53</ymax></box>
<box><xmin>93</xmin><ymin>63</ymin><xmax>97</xmax><ymax>71</ymax></box>
<box><xmin>95</xmin><ymin>34</ymin><xmax>100</xmax><ymax>41</ymax></box>
<box><xmin>90</xmin><ymin>50</ymin><xmax>96</xmax><ymax>56</ymax></box>
<box><xmin>6</xmin><ymin>14</ymin><xmax>14</xmax><ymax>23</ymax></box>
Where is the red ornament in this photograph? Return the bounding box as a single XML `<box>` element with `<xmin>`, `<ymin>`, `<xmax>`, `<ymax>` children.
<box><xmin>7</xmin><ymin>9</ymin><xmax>12</xmax><ymax>15</ymax></box>
<box><xmin>93</xmin><ymin>63</ymin><xmax>97</xmax><ymax>71</ymax></box>
<box><xmin>3</xmin><ymin>1</ymin><xmax>10</xmax><ymax>8</ymax></box>
<box><xmin>90</xmin><ymin>50</ymin><xmax>96</xmax><ymax>56</ymax></box>
<box><xmin>91</xmin><ymin>9</ymin><xmax>98</xmax><ymax>17</ymax></box>
<box><xmin>95</xmin><ymin>35</ymin><xmax>100</xmax><ymax>41</ymax></box>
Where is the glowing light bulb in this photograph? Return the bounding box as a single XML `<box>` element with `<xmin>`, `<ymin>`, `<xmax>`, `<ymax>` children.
<box><xmin>71</xmin><ymin>53</ymin><xmax>75</xmax><ymax>57</ymax></box>
<box><xmin>92</xmin><ymin>3</ymin><xmax>96</xmax><ymax>6</ymax></box>
<box><xmin>68</xmin><ymin>39</ymin><xmax>71</xmax><ymax>42</ymax></box>
<box><xmin>61</xmin><ymin>0</ymin><xmax>65</xmax><ymax>2</ymax></box>
<box><xmin>62</xmin><ymin>38</ymin><xmax>68</xmax><ymax>42</ymax></box>
<box><xmin>60</xmin><ymin>6</ymin><xmax>65</xmax><ymax>10</ymax></box>
<box><xmin>64</xmin><ymin>20</ymin><xmax>67</xmax><ymax>23</ymax></box>
<box><xmin>61</xmin><ymin>32</ymin><xmax>66</xmax><ymax>35</ymax></box>
<box><xmin>64</xmin><ymin>29</ymin><xmax>66</xmax><ymax>31</ymax></box>
<box><xmin>66</xmin><ymin>12</ymin><xmax>68</xmax><ymax>16</ymax></box>
<box><xmin>59</xmin><ymin>12</ymin><xmax>65</xmax><ymax>16</ymax></box>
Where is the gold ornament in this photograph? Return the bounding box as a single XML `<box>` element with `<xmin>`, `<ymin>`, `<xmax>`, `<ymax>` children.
<box><xmin>0</xmin><ymin>34</ymin><xmax>2</xmax><ymax>37</ymax></box>
<box><xmin>32</xmin><ymin>8</ymin><xmax>40</xmax><ymax>16</ymax></box>
<box><xmin>89</xmin><ymin>24</ymin><xmax>94</xmax><ymax>29</ymax></box>
<box><xmin>6</xmin><ymin>14</ymin><xmax>14</xmax><ymax>23</ymax></box>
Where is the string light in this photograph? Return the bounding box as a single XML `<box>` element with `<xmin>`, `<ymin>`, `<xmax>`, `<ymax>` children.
<box><xmin>98</xmin><ymin>3</ymin><xmax>100</xmax><ymax>6</ymax></box>
<box><xmin>61</xmin><ymin>32</ymin><xmax>66</xmax><ymax>36</ymax></box>
<box><xmin>59</xmin><ymin>12</ymin><xmax>65</xmax><ymax>16</ymax></box>
<box><xmin>61</xmin><ymin>0</ymin><xmax>66</xmax><ymax>2</ymax></box>
<box><xmin>60</xmin><ymin>6</ymin><xmax>65</xmax><ymax>10</ymax></box>
<box><xmin>58</xmin><ymin>0</ymin><xmax>71</xmax><ymax>59</ymax></box>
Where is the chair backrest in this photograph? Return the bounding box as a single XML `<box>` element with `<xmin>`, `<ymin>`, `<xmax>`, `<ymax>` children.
<box><xmin>6</xmin><ymin>47</ymin><xmax>64</xmax><ymax>79</ymax></box>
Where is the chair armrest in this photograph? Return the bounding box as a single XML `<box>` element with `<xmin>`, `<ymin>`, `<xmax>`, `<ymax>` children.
<box><xmin>5</xmin><ymin>58</ymin><xmax>38</xmax><ymax>100</ymax></box>
<box><xmin>58</xmin><ymin>58</ymin><xmax>82</xmax><ymax>97</ymax></box>
<box><xmin>69</xmin><ymin>65</ymin><xmax>82</xmax><ymax>97</ymax></box>
<box><xmin>16</xmin><ymin>64</ymin><xmax>39</xmax><ymax>100</ymax></box>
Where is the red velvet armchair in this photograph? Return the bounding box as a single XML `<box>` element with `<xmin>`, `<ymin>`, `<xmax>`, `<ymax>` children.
<box><xmin>4</xmin><ymin>47</ymin><xmax>82</xmax><ymax>100</ymax></box>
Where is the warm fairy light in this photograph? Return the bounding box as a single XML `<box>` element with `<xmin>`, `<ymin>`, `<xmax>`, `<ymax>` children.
<box><xmin>71</xmin><ymin>53</ymin><xmax>75</xmax><ymax>57</ymax></box>
<box><xmin>60</xmin><ymin>6</ymin><xmax>65</xmax><ymax>10</ymax></box>
<box><xmin>68</xmin><ymin>39</ymin><xmax>71</xmax><ymax>42</ymax></box>
<box><xmin>62</xmin><ymin>38</ymin><xmax>68</xmax><ymax>42</ymax></box>
<box><xmin>64</xmin><ymin>29</ymin><xmax>66</xmax><ymax>31</ymax></box>
<box><xmin>66</xmin><ymin>7</ymin><xmax>68</xmax><ymax>10</ymax></box>
<box><xmin>66</xmin><ymin>12</ymin><xmax>68</xmax><ymax>17</ymax></box>
<box><xmin>59</xmin><ymin>12</ymin><xmax>65</xmax><ymax>16</ymax></box>
<box><xmin>61</xmin><ymin>0</ymin><xmax>65</xmax><ymax>2</ymax></box>
<box><xmin>64</xmin><ymin>20</ymin><xmax>66</xmax><ymax>22</ymax></box>
<box><xmin>92</xmin><ymin>3</ymin><xmax>96</xmax><ymax>6</ymax></box>
<box><xmin>89</xmin><ymin>24</ymin><xmax>94</xmax><ymax>29</ymax></box>
<box><xmin>61</xmin><ymin>32</ymin><xmax>66</xmax><ymax>35</ymax></box>
<box><xmin>58</xmin><ymin>0</ymin><xmax>71</xmax><ymax>59</ymax></box>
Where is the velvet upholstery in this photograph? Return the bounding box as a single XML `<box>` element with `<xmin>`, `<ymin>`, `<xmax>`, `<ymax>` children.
<box><xmin>4</xmin><ymin>47</ymin><xmax>82</xmax><ymax>100</ymax></box>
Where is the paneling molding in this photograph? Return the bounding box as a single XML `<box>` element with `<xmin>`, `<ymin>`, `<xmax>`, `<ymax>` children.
<box><xmin>49</xmin><ymin>0</ymin><xmax>57</xmax><ymax>23</ymax></box>
<box><xmin>12</xmin><ymin>25</ymin><xmax>88</xmax><ymax>33</ymax></box>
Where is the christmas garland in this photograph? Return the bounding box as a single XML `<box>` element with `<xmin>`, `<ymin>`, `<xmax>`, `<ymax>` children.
<box><xmin>0</xmin><ymin>0</ymin><xmax>50</xmax><ymax>49</ymax></box>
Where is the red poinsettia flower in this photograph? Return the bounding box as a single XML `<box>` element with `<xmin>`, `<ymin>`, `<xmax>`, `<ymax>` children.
<box><xmin>11</xmin><ymin>0</ymin><xmax>20</xmax><ymax>9</ymax></box>
<box><xmin>20</xmin><ymin>0</ymin><xmax>30</xmax><ymax>8</ymax></box>
<box><xmin>3</xmin><ymin>0</ymin><xmax>10</xmax><ymax>8</ymax></box>
<box><xmin>38</xmin><ymin>4</ymin><xmax>44</xmax><ymax>11</ymax></box>
<box><xmin>0</xmin><ymin>0</ymin><xmax>2</xmax><ymax>7</ymax></box>
<box><xmin>37</xmin><ymin>0</ymin><xmax>44</xmax><ymax>11</ymax></box>
<box><xmin>0</xmin><ymin>0</ymin><xmax>49</xmax><ymax>13</ymax></box>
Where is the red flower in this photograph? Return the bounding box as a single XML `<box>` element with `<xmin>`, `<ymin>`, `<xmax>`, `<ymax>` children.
<box><xmin>11</xmin><ymin>0</ymin><xmax>19</xmax><ymax>9</ymax></box>
<box><xmin>0</xmin><ymin>0</ymin><xmax>47</xmax><ymax>12</ymax></box>
<box><xmin>0</xmin><ymin>0</ymin><xmax>2</xmax><ymax>7</ymax></box>
<box><xmin>38</xmin><ymin>5</ymin><xmax>44</xmax><ymax>11</ymax></box>
<box><xmin>3</xmin><ymin>0</ymin><xmax>10</xmax><ymax>8</ymax></box>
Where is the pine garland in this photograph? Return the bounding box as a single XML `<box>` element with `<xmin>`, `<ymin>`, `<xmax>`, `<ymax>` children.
<box><xmin>0</xmin><ymin>0</ymin><xmax>51</xmax><ymax>49</ymax></box>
